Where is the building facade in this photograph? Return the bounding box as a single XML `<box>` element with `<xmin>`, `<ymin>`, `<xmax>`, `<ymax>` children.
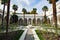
<box><xmin>16</xmin><ymin>13</ymin><xmax>43</xmax><ymax>25</ymax></box>
<box><xmin>47</xmin><ymin>1</ymin><xmax>60</xmax><ymax>25</ymax></box>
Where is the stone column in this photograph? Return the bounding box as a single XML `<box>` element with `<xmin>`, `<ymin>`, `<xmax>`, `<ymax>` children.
<box><xmin>31</xmin><ymin>19</ymin><xmax>33</xmax><ymax>25</ymax></box>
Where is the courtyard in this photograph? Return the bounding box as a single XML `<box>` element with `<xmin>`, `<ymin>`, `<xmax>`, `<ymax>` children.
<box><xmin>0</xmin><ymin>0</ymin><xmax>60</xmax><ymax>40</ymax></box>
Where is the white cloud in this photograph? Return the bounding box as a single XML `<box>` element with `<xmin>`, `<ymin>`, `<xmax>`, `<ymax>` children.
<box><xmin>17</xmin><ymin>0</ymin><xmax>30</xmax><ymax>5</ymax></box>
<box><xmin>24</xmin><ymin>0</ymin><xmax>30</xmax><ymax>5</ymax></box>
<box><xmin>33</xmin><ymin>0</ymin><xmax>51</xmax><ymax>16</ymax></box>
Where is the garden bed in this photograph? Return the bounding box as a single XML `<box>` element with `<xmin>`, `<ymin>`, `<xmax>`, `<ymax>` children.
<box><xmin>35</xmin><ymin>30</ymin><xmax>60</xmax><ymax>40</ymax></box>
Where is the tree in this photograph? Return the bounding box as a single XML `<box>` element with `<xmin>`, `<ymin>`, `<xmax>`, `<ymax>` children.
<box><xmin>31</xmin><ymin>8</ymin><xmax>37</xmax><ymax>25</ymax></box>
<box><xmin>22</xmin><ymin>8</ymin><xmax>27</xmax><ymax>19</ymax></box>
<box><xmin>10</xmin><ymin>4</ymin><xmax>18</xmax><ymax>24</ymax></box>
<box><xmin>47</xmin><ymin>0</ymin><xmax>58</xmax><ymax>32</ymax></box>
<box><xmin>42</xmin><ymin>6</ymin><xmax>48</xmax><ymax>24</ymax></box>
<box><xmin>6</xmin><ymin>0</ymin><xmax>10</xmax><ymax>36</ymax></box>
<box><xmin>10</xmin><ymin>14</ymin><xmax>18</xmax><ymax>23</ymax></box>
<box><xmin>47</xmin><ymin>0</ymin><xmax>58</xmax><ymax>25</ymax></box>
<box><xmin>12</xmin><ymin>4</ymin><xmax>18</xmax><ymax>14</ymax></box>
<box><xmin>1</xmin><ymin>0</ymin><xmax>8</xmax><ymax>28</ymax></box>
<box><xmin>22</xmin><ymin>8</ymin><xmax>27</xmax><ymax>25</ymax></box>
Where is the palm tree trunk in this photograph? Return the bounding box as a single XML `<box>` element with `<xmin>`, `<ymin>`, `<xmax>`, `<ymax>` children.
<box><xmin>23</xmin><ymin>13</ymin><xmax>25</xmax><ymax>25</ymax></box>
<box><xmin>44</xmin><ymin>11</ymin><xmax>46</xmax><ymax>16</ymax></box>
<box><xmin>52</xmin><ymin>0</ymin><xmax>57</xmax><ymax>34</ymax></box>
<box><xmin>34</xmin><ymin>14</ymin><xmax>36</xmax><ymax>25</ymax></box>
<box><xmin>6</xmin><ymin>0</ymin><xmax>10</xmax><ymax>34</ymax></box>
<box><xmin>44</xmin><ymin>11</ymin><xmax>47</xmax><ymax>24</ymax></box>
<box><xmin>45</xmin><ymin>11</ymin><xmax>47</xmax><ymax>23</ymax></box>
<box><xmin>2</xmin><ymin>3</ymin><xmax>5</xmax><ymax>28</ymax></box>
<box><xmin>52</xmin><ymin>0</ymin><xmax>57</xmax><ymax>28</ymax></box>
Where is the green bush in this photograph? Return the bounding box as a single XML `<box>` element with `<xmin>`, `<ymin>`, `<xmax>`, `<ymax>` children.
<box><xmin>10</xmin><ymin>14</ymin><xmax>18</xmax><ymax>24</ymax></box>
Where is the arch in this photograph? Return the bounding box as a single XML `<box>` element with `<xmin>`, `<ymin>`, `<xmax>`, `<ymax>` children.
<box><xmin>19</xmin><ymin>18</ymin><xmax>23</xmax><ymax>25</ymax></box>
<box><xmin>24</xmin><ymin>18</ymin><xmax>27</xmax><ymax>26</ymax></box>
<box><xmin>28</xmin><ymin>18</ymin><xmax>31</xmax><ymax>24</ymax></box>
<box><xmin>37</xmin><ymin>18</ymin><xmax>40</xmax><ymax>25</ymax></box>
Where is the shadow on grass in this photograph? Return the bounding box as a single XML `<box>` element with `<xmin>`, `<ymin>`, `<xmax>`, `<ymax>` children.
<box><xmin>0</xmin><ymin>30</ymin><xmax>24</xmax><ymax>40</ymax></box>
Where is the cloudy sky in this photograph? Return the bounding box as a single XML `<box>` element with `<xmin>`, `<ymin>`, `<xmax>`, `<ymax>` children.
<box><xmin>0</xmin><ymin>0</ymin><xmax>60</xmax><ymax>15</ymax></box>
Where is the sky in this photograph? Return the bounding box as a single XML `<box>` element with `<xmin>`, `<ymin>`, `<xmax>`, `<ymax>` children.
<box><xmin>0</xmin><ymin>0</ymin><xmax>60</xmax><ymax>15</ymax></box>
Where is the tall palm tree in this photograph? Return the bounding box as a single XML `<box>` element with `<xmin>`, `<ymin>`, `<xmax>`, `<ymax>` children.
<box><xmin>47</xmin><ymin>0</ymin><xmax>58</xmax><ymax>32</ymax></box>
<box><xmin>22</xmin><ymin>8</ymin><xmax>27</xmax><ymax>25</ymax></box>
<box><xmin>42</xmin><ymin>6</ymin><xmax>48</xmax><ymax>23</ymax></box>
<box><xmin>1</xmin><ymin>0</ymin><xmax>8</xmax><ymax>27</ymax></box>
<box><xmin>47</xmin><ymin>0</ymin><xmax>59</xmax><ymax>37</ymax></box>
<box><xmin>12</xmin><ymin>4</ymin><xmax>18</xmax><ymax>14</ymax></box>
<box><xmin>6</xmin><ymin>0</ymin><xmax>10</xmax><ymax>35</ymax></box>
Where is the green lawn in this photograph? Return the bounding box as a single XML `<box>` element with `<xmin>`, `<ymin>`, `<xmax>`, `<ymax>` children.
<box><xmin>0</xmin><ymin>30</ymin><xmax>24</xmax><ymax>40</ymax></box>
<box><xmin>40</xmin><ymin>24</ymin><xmax>52</xmax><ymax>27</ymax></box>
<box><xmin>35</xmin><ymin>30</ymin><xmax>44</xmax><ymax>40</ymax></box>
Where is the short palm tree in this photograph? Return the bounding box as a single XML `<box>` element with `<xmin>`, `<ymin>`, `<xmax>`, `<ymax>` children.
<box><xmin>33</xmin><ymin>8</ymin><xmax>37</xmax><ymax>19</ymax></box>
<box><xmin>12</xmin><ymin>4</ymin><xmax>18</xmax><ymax>23</ymax></box>
<box><xmin>31</xmin><ymin>8</ymin><xmax>37</xmax><ymax>25</ymax></box>
<box><xmin>22</xmin><ymin>8</ymin><xmax>27</xmax><ymax>25</ymax></box>
<box><xmin>42</xmin><ymin>6</ymin><xmax>48</xmax><ymax>23</ymax></box>
<box><xmin>22</xmin><ymin>8</ymin><xmax>27</xmax><ymax>19</ymax></box>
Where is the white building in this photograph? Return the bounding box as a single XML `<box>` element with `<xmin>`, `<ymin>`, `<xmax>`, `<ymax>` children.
<box><xmin>0</xmin><ymin>9</ymin><xmax>44</xmax><ymax>25</ymax></box>
<box><xmin>15</xmin><ymin>13</ymin><xmax>43</xmax><ymax>25</ymax></box>
<box><xmin>0</xmin><ymin>1</ymin><xmax>60</xmax><ymax>25</ymax></box>
<box><xmin>47</xmin><ymin>1</ymin><xmax>60</xmax><ymax>25</ymax></box>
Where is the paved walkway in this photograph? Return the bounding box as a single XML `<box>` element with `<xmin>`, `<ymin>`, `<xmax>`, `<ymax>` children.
<box><xmin>24</xmin><ymin>29</ymin><xmax>34</xmax><ymax>40</ymax></box>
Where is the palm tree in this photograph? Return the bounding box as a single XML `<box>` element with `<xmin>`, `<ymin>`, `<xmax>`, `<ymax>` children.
<box><xmin>12</xmin><ymin>4</ymin><xmax>18</xmax><ymax>14</ymax></box>
<box><xmin>1</xmin><ymin>0</ymin><xmax>8</xmax><ymax>28</ymax></box>
<box><xmin>33</xmin><ymin>8</ymin><xmax>37</xmax><ymax>20</ymax></box>
<box><xmin>42</xmin><ymin>6</ymin><xmax>48</xmax><ymax>24</ymax></box>
<box><xmin>47</xmin><ymin>0</ymin><xmax>58</xmax><ymax>33</ymax></box>
<box><xmin>47</xmin><ymin>0</ymin><xmax>59</xmax><ymax>38</ymax></box>
<box><xmin>31</xmin><ymin>8</ymin><xmax>37</xmax><ymax>25</ymax></box>
<box><xmin>6</xmin><ymin>0</ymin><xmax>10</xmax><ymax>35</ymax></box>
<box><xmin>11</xmin><ymin>4</ymin><xmax>18</xmax><ymax>23</ymax></box>
<box><xmin>22</xmin><ymin>8</ymin><xmax>27</xmax><ymax>25</ymax></box>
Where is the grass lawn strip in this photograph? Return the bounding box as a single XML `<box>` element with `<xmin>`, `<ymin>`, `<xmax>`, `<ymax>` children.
<box><xmin>35</xmin><ymin>30</ymin><xmax>44</xmax><ymax>40</ymax></box>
